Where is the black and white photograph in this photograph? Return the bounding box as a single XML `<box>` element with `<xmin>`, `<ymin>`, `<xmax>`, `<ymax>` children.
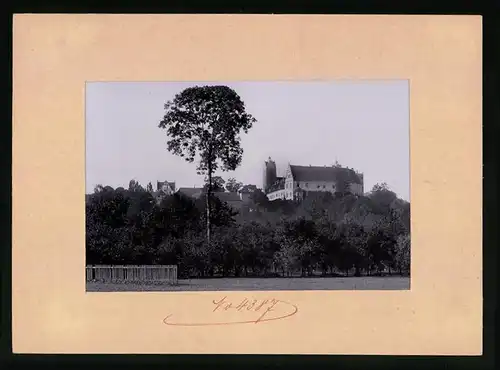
<box><xmin>85</xmin><ymin>81</ymin><xmax>410</xmax><ymax>292</ymax></box>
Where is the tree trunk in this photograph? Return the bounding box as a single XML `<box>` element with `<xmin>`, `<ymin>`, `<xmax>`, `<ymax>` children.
<box><xmin>355</xmin><ymin>266</ymin><xmax>361</xmax><ymax>277</ymax></box>
<box><xmin>206</xmin><ymin>163</ymin><xmax>212</xmax><ymax>248</ymax></box>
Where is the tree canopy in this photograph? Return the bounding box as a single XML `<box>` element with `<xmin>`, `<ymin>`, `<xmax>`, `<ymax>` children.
<box><xmin>226</xmin><ymin>177</ymin><xmax>243</xmax><ymax>193</ymax></box>
<box><xmin>87</xmin><ymin>178</ymin><xmax>410</xmax><ymax>278</ymax></box>
<box><xmin>158</xmin><ymin>85</ymin><xmax>256</xmax><ymax>176</ymax></box>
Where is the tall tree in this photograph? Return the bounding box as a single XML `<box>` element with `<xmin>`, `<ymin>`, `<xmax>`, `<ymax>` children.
<box><xmin>226</xmin><ymin>177</ymin><xmax>243</xmax><ymax>193</ymax></box>
<box><xmin>159</xmin><ymin>85</ymin><xmax>256</xmax><ymax>246</ymax></box>
<box><xmin>146</xmin><ymin>182</ymin><xmax>153</xmax><ymax>192</ymax></box>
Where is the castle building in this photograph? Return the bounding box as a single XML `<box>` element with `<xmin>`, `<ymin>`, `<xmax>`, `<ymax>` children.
<box><xmin>148</xmin><ymin>179</ymin><xmax>253</xmax><ymax>210</ymax></box>
<box><xmin>263</xmin><ymin>157</ymin><xmax>278</xmax><ymax>193</ymax></box>
<box><xmin>157</xmin><ymin>181</ymin><xmax>176</xmax><ymax>194</ymax></box>
<box><xmin>176</xmin><ymin>187</ymin><xmax>252</xmax><ymax>210</ymax></box>
<box><xmin>151</xmin><ymin>180</ymin><xmax>176</xmax><ymax>204</ymax></box>
<box><xmin>263</xmin><ymin>157</ymin><xmax>364</xmax><ymax>201</ymax></box>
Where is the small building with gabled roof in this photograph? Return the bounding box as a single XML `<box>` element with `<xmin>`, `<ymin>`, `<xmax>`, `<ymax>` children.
<box><xmin>265</xmin><ymin>161</ymin><xmax>364</xmax><ymax>201</ymax></box>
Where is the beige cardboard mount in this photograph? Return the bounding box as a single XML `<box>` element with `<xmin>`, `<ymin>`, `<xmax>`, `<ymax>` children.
<box><xmin>12</xmin><ymin>14</ymin><xmax>482</xmax><ymax>355</ymax></box>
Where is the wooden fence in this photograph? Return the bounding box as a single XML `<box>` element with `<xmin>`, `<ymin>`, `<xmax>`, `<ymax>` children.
<box><xmin>86</xmin><ymin>265</ymin><xmax>178</xmax><ymax>284</ymax></box>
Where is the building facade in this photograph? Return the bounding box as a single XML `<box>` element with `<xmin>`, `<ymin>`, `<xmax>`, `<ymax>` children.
<box><xmin>263</xmin><ymin>158</ymin><xmax>364</xmax><ymax>202</ymax></box>
<box><xmin>151</xmin><ymin>180</ymin><xmax>176</xmax><ymax>204</ymax></box>
<box><xmin>157</xmin><ymin>181</ymin><xmax>176</xmax><ymax>195</ymax></box>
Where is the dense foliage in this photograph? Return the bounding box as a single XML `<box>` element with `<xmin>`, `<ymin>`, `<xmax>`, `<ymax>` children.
<box><xmin>86</xmin><ymin>182</ymin><xmax>410</xmax><ymax>278</ymax></box>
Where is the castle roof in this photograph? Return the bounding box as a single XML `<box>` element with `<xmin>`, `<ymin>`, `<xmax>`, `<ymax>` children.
<box><xmin>177</xmin><ymin>187</ymin><xmax>204</xmax><ymax>198</ymax></box>
<box><xmin>290</xmin><ymin>165</ymin><xmax>362</xmax><ymax>184</ymax></box>
<box><xmin>177</xmin><ymin>188</ymin><xmax>242</xmax><ymax>203</ymax></box>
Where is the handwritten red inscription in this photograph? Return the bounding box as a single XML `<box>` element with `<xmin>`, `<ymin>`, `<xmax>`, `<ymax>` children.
<box><xmin>163</xmin><ymin>296</ymin><xmax>298</xmax><ymax>327</ymax></box>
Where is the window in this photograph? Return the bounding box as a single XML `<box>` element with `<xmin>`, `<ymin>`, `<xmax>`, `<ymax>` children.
<box><xmin>317</xmin><ymin>185</ymin><xmax>320</xmax><ymax>189</ymax></box>
<box><xmin>305</xmin><ymin>183</ymin><xmax>308</xmax><ymax>188</ymax></box>
<box><xmin>323</xmin><ymin>185</ymin><xmax>326</xmax><ymax>188</ymax></box>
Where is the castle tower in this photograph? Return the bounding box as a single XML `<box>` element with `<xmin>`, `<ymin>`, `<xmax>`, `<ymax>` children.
<box><xmin>357</xmin><ymin>172</ymin><xmax>364</xmax><ymax>193</ymax></box>
<box><xmin>263</xmin><ymin>156</ymin><xmax>277</xmax><ymax>193</ymax></box>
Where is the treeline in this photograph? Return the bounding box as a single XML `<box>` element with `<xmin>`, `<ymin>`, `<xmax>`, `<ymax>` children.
<box><xmin>86</xmin><ymin>183</ymin><xmax>410</xmax><ymax>278</ymax></box>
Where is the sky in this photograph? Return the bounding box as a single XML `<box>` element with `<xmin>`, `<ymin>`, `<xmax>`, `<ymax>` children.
<box><xmin>86</xmin><ymin>80</ymin><xmax>409</xmax><ymax>201</ymax></box>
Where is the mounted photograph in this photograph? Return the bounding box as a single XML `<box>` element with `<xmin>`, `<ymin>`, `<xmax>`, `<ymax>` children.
<box><xmin>85</xmin><ymin>80</ymin><xmax>410</xmax><ymax>292</ymax></box>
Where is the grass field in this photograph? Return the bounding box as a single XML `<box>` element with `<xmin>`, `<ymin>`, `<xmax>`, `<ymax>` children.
<box><xmin>86</xmin><ymin>276</ymin><xmax>410</xmax><ymax>292</ymax></box>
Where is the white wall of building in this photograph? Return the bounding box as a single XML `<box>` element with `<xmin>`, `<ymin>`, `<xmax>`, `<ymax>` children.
<box><xmin>267</xmin><ymin>189</ymin><xmax>286</xmax><ymax>201</ymax></box>
<box><xmin>284</xmin><ymin>165</ymin><xmax>294</xmax><ymax>200</ymax></box>
<box><xmin>267</xmin><ymin>164</ymin><xmax>364</xmax><ymax>201</ymax></box>
<box><xmin>268</xmin><ymin>181</ymin><xmax>363</xmax><ymax>201</ymax></box>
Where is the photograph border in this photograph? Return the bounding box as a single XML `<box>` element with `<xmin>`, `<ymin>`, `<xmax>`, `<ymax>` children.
<box><xmin>84</xmin><ymin>79</ymin><xmax>411</xmax><ymax>293</ymax></box>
